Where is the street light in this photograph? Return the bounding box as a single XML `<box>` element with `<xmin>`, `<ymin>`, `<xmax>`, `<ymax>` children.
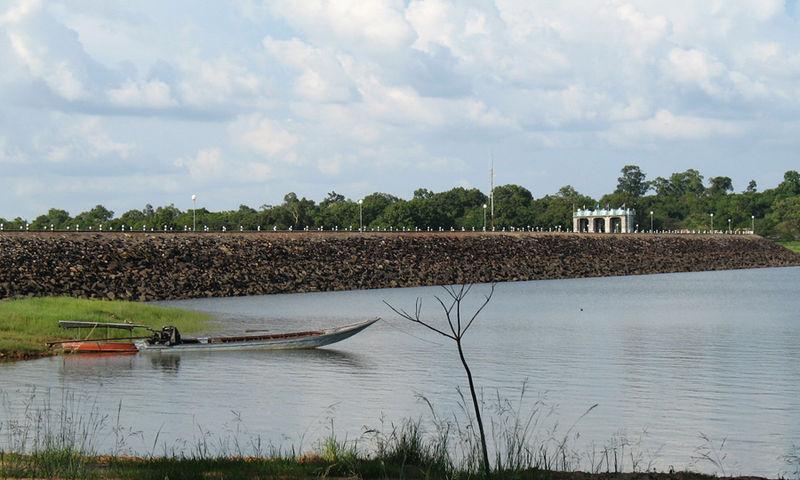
<box><xmin>751</xmin><ymin>215</ymin><xmax>755</xmax><ymax>233</ymax></box>
<box><xmin>650</xmin><ymin>211</ymin><xmax>654</xmax><ymax>232</ymax></box>
<box><xmin>483</xmin><ymin>204</ymin><xmax>487</xmax><ymax>231</ymax></box>
<box><xmin>710</xmin><ymin>213</ymin><xmax>714</xmax><ymax>232</ymax></box>
<box><xmin>358</xmin><ymin>199</ymin><xmax>363</xmax><ymax>232</ymax></box>
<box><xmin>728</xmin><ymin>218</ymin><xmax>731</xmax><ymax>233</ymax></box>
<box><xmin>191</xmin><ymin>194</ymin><xmax>197</xmax><ymax>232</ymax></box>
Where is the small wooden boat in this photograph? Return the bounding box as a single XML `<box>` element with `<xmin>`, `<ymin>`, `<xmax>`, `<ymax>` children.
<box><xmin>135</xmin><ymin>318</ymin><xmax>380</xmax><ymax>352</ymax></box>
<box><xmin>49</xmin><ymin>321</ymin><xmax>148</xmax><ymax>354</ymax></box>
<box><xmin>59</xmin><ymin>341</ymin><xmax>139</xmax><ymax>354</ymax></box>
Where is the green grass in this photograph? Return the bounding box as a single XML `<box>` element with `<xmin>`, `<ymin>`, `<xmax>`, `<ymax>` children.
<box><xmin>779</xmin><ymin>241</ymin><xmax>800</xmax><ymax>253</ymax></box>
<box><xmin>0</xmin><ymin>297</ymin><xmax>211</xmax><ymax>360</ymax></box>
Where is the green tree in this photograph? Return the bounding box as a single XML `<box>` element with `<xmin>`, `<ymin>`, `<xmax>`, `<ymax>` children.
<box><xmin>413</xmin><ymin>188</ymin><xmax>434</xmax><ymax>200</ymax></box>
<box><xmin>707</xmin><ymin>176</ymin><xmax>733</xmax><ymax>196</ymax></box>
<box><xmin>493</xmin><ymin>184</ymin><xmax>535</xmax><ymax>228</ymax></box>
<box><xmin>362</xmin><ymin>192</ymin><xmax>399</xmax><ymax>228</ymax></box>
<box><xmin>654</xmin><ymin>169</ymin><xmax>705</xmax><ymax>197</ymax></box>
<box><xmin>152</xmin><ymin>204</ymin><xmax>182</xmax><ymax>230</ymax></box>
<box><xmin>778</xmin><ymin>170</ymin><xmax>800</xmax><ymax>195</ymax></box>
<box><xmin>31</xmin><ymin>208</ymin><xmax>71</xmax><ymax>230</ymax></box>
<box><xmin>320</xmin><ymin>191</ymin><xmax>346</xmax><ymax>207</ymax></box>
<box><xmin>119</xmin><ymin>209</ymin><xmax>146</xmax><ymax>229</ymax></box>
<box><xmin>767</xmin><ymin>196</ymin><xmax>800</xmax><ymax>240</ymax></box>
<box><xmin>74</xmin><ymin>205</ymin><xmax>114</xmax><ymax>229</ymax></box>
<box><xmin>615</xmin><ymin>165</ymin><xmax>649</xmax><ymax>197</ymax></box>
<box><xmin>282</xmin><ymin>193</ymin><xmax>316</xmax><ymax>228</ymax></box>
<box><xmin>535</xmin><ymin>186</ymin><xmax>595</xmax><ymax>230</ymax></box>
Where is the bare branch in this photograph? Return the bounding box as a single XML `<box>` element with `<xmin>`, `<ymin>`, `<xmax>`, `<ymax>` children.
<box><xmin>455</xmin><ymin>292</ymin><xmax>463</xmax><ymax>336</ymax></box>
<box><xmin>434</xmin><ymin>295</ymin><xmax>458</xmax><ymax>337</ymax></box>
<box><xmin>383</xmin><ymin>299</ymin><xmax>456</xmax><ymax>340</ymax></box>
<box><xmin>441</xmin><ymin>285</ymin><xmax>458</xmax><ymax>301</ymax></box>
<box><xmin>462</xmin><ymin>283</ymin><xmax>496</xmax><ymax>335</ymax></box>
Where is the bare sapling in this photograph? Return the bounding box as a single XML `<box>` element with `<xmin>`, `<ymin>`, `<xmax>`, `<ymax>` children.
<box><xmin>384</xmin><ymin>283</ymin><xmax>496</xmax><ymax>475</ymax></box>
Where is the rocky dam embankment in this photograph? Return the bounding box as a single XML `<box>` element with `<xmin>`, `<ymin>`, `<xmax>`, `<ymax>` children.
<box><xmin>1</xmin><ymin>232</ymin><xmax>798</xmax><ymax>301</ymax></box>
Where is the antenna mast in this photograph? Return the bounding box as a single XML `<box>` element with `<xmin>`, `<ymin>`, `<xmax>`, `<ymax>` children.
<box><xmin>489</xmin><ymin>152</ymin><xmax>495</xmax><ymax>229</ymax></box>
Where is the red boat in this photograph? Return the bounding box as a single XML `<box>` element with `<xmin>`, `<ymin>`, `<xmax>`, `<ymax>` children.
<box><xmin>59</xmin><ymin>341</ymin><xmax>139</xmax><ymax>354</ymax></box>
<box><xmin>49</xmin><ymin>321</ymin><xmax>150</xmax><ymax>355</ymax></box>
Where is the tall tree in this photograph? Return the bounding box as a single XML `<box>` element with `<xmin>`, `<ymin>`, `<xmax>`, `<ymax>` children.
<box><xmin>707</xmin><ymin>176</ymin><xmax>733</xmax><ymax>196</ymax></box>
<box><xmin>779</xmin><ymin>170</ymin><xmax>800</xmax><ymax>195</ymax></box>
<box><xmin>615</xmin><ymin>165</ymin><xmax>649</xmax><ymax>197</ymax></box>
<box><xmin>493</xmin><ymin>184</ymin><xmax>535</xmax><ymax>227</ymax></box>
<box><xmin>31</xmin><ymin>208</ymin><xmax>71</xmax><ymax>230</ymax></box>
<box><xmin>320</xmin><ymin>191</ymin><xmax>345</xmax><ymax>207</ymax></box>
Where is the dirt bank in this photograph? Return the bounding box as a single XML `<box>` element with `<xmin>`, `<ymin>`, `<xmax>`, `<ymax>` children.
<box><xmin>1</xmin><ymin>232</ymin><xmax>798</xmax><ymax>301</ymax></box>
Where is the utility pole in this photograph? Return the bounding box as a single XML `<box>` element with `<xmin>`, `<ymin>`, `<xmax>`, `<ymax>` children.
<box><xmin>358</xmin><ymin>199</ymin><xmax>363</xmax><ymax>233</ymax></box>
<box><xmin>489</xmin><ymin>153</ymin><xmax>495</xmax><ymax>230</ymax></box>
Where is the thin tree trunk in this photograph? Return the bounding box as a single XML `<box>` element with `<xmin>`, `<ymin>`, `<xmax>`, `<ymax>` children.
<box><xmin>457</xmin><ymin>339</ymin><xmax>490</xmax><ymax>475</ymax></box>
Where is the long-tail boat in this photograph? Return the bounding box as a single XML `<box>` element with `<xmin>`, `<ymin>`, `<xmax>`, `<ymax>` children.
<box><xmin>135</xmin><ymin>318</ymin><xmax>379</xmax><ymax>352</ymax></box>
<box><xmin>49</xmin><ymin>318</ymin><xmax>380</xmax><ymax>354</ymax></box>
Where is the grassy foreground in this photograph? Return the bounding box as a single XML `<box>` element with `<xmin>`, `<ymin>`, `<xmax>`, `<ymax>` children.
<box><xmin>779</xmin><ymin>240</ymin><xmax>800</xmax><ymax>253</ymax></box>
<box><xmin>0</xmin><ymin>297</ymin><xmax>211</xmax><ymax>360</ymax></box>
<box><xmin>0</xmin><ymin>453</ymin><xmax>750</xmax><ymax>480</ymax></box>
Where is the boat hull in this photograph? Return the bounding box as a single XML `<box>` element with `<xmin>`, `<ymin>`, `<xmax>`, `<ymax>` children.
<box><xmin>60</xmin><ymin>341</ymin><xmax>139</xmax><ymax>354</ymax></box>
<box><xmin>135</xmin><ymin>318</ymin><xmax>379</xmax><ymax>352</ymax></box>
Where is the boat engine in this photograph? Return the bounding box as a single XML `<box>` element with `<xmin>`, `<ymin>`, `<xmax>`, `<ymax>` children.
<box><xmin>151</xmin><ymin>326</ymin><xmax>182</xmax><ymax>346</ymax></box>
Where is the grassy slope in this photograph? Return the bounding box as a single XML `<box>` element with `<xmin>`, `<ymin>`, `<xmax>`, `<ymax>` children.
<box><xmin>0</xmin><ymin>297</ymin><xmax>211</xmax><ymax>359</ymax></box>
<box><xmin>779</xmin><ymin>240</ymin><xmax>800</xmax><ymax>253</ymax></box>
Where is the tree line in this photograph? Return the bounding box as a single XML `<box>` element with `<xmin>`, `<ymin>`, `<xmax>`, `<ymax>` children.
<box><xmin>2</xmin><ymin>166</ymin><xmax>799</xmax><ymax>239</ymax></box>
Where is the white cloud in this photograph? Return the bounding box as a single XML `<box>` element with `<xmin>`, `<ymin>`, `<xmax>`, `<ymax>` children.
<box><xmin>34</xmin><ymin>117</ymin><xmax>134</xmax><ymax>163</ymax></box>
<box><xmin>263</xmin><ymin>37</ymin><xmax>355</xmax><ymax>102</ymax></box>
<box><xmin>268</xmin><ymin>0</ymin><xmax>414</xmax><ymax>52</ymax></box>
<box><xmin>0</xmin><ymin>137</ymin><xmax>26</xmax><ymax>165</ymax></box>
<box><xmin>175</xmin><ymin>147</ymin><xmax>273</xmax><ymax>184</ymax></box>
<box><xmin>107</xmin><ymin>80</ymin><xmax>177</xmax><ymax>108</ymax></box>
<box><xmin>0</xmin><ymin>0</ymin><xmax>40</xmax><ymax>25</ymax></box>
<box><xmin>663</xmin><ymin>47</ymin><xmax>725</xmax><ymax>96</ymax></box>
<box><xmin>605</xmin><ymin>109</ymin><xmax>744</xmax><ymax>144</ymax></box>
<box><xmin>177</xmin><ymin>56</ymin><xmax>264</xmax><ymax>108</ymax></box>
<box><xmin>231</xmin><ymin>115</ymin><xmax>300</xmax><ymax>161</ymax></box>
<box><xmin>8</xmin><ymin>32</ymin><xmax>87</xmax><ymax>100</ymax></box>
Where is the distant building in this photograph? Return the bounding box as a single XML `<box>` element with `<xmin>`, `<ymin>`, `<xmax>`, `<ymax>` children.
<box><xmin>573</xmin><ymin>207</ymin><xmax>636</xmax><ymax>233</ymax></box>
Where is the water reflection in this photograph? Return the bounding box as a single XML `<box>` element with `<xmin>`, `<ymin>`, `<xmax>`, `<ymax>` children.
<box><xmin>149</xmin><ymin>354</ymin><xmax>181</xmax><ymax>373</ymax></box>
<box><xmin>1</xmin><ymin>267</ymin><xmax>797</xmax><ymax>477</ymax></box>
<box><xmin>59</xmin><ymin>353</ymin><xmax>137</xmax><ymax>381</ymax></box>
<box><xmin>58</xmin><ymin>348</ymin><xmax>367</xmax><ymax>379</ymax></box>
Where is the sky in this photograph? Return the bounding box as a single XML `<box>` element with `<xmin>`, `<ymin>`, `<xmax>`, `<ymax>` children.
<box><xmin>1</xmin><ymin>0</ymin><xmax>799</xmax><ymax>219</ymax></box>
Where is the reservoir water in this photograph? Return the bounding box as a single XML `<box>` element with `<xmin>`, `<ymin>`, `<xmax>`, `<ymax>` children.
<box><xmin>2</xmin><ymin>267</ymin><xmax>799</xmax><ymax>476</ymax></box>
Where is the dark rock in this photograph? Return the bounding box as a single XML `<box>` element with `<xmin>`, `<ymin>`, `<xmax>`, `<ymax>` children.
<box><xmin>0</xmin><ymin>232</ymin><xmax>798</xmax><ymax>301</ymax></box>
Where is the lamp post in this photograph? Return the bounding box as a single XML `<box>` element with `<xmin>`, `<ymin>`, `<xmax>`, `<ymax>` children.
<box><xmin>358</xmin><ymin>199</ymin><xmax>363</xmax><ymax>232</ymax></box>
<box><xmin>191</xmin><ymin>194</ymin><xmax>197</xmax><ymax>232</ymax></box>
<box><xmin>192</xmin><ymin>195</ymin><xmax>197</xmax><ymax>232</ymax></box>
<box><xmin>650</xmin><ymin>211</ymin><xmax>654</xmax><ymax>232</ymax></box>
<box><xmin>710</xmin><ymin>213</ymin><xmax>714</xmax><ymax>232</ymax></box>
<box><xmin>483</xmin><ymin>204</ymin><xmax>487</xmax><ymax>231</ymax></box>
<box><xmin>728</xmin><ymin>218</ymin><xmax>731</xmax><ymax>233</ymax></box>
<box><xmin>751</xmin><ymin>215</ymin><xmax>755</xmax><ymax>233</ymax></box>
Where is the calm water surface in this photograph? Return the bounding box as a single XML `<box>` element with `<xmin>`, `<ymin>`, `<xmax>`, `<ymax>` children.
<box><xmin>2</xmin><ymin>267</ymin><xmax>799</xmax><ymax>476</ymax></box>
